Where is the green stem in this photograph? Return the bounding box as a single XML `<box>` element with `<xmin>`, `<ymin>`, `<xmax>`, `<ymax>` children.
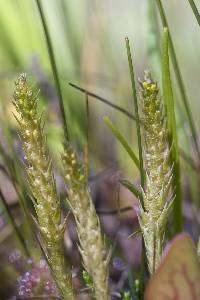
<box><xmin>69</xmin><ymin>82</ymin><xmax>136</xmax><ymax>120</ymax></box>
<box><xmin>0</xmin><ymin>187</ymin><xmax>29</xmax><ymax>257</ymax></box>
<box><xmin>120</xmin><ymin>179</ymin><xmax>142</xmax><ymax>199</ymax></box>
<box><xmin>162</xmin><ymin>28</ymin><xmax>183</xmax><ymax>232</ymax></box>
<box><xmin>146</xmin><ymin>0</ymin><xmax>162</xmax><ymax>79</ymax></box>
<box><xmin>125</xmin><ymin>38</ymin><xmax>145</xmax><ymax>190</ymax></box>
<box><xmin>103</xmin><ymin>116</ymin><xmax>139</xmax><ymax>169</ymax></box>
<box><xmin>35</xmin><ymin>0</ymin><xmax>69</xmax><ymax>141</ymax></box>
<box><xmin>156</xmin><ymin>0</ymin><xmax>200</xmax><ymax>160</ymax></box>
<box><xmin>125</xmin><ymin>37</ymin><xmax>145</xmax><ymax>299</ymax></box>
<box><xmin>84</xmin><ymin>93</ymin><xmax>89</xmax><ymax>180</ymax></box>
<box><xmin>187</xmin><ymin>0</ymin><xmax>200</xmax><ymax>26</ymax></box>
<box><xmin>0</xmin><ymin>145</ymin><xmax>35</xmax><ymax>253</ymax></box>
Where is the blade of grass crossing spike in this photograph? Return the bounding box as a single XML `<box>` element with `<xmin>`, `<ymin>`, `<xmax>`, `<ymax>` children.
<box><xmin>155</xmin><ymin>0</ymin><xmax>200</xmax><ymax>160</ymax></box>
<box><xmin>103</xmin><ymin>116</ymin><xmax>139</xmax><ymax>170</ymax></box>
<box><xmin>187</xmin><ymin>0</ymin><xmax>200</xmax><ymax>27</ymax></box>
<box><xmin>162</xmin><ymin>28</ymin><xmax>183</xmax><ymax>232</ymax></box>
<box><xmin>125</xmin><ymin>38</ymin><xmax>145</xmax><ymax>190</ymax></box>
<box><xmin>36</xmin><ymin>0</ymin><xmax>69</xmax><ymax>141</ymax></box>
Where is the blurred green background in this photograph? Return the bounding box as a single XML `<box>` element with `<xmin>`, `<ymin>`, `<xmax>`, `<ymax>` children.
<box><xmin>0</xmin><ymin>0</ymin><xmax>200</xmax><ymax>174</ymax></box>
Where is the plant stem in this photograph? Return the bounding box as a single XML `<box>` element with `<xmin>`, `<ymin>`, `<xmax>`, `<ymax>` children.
<box><xmin>187</xmin><ymin>0</ymin><xmax>200</xmax><ymax>26</ymax></box>
<box><xmin>125</xmin><ymin>37</ymin><xmax>146</xmax><ymax>298</ymax></box>
<box><xmin>103</xmin><ymin>116</ymin><xmax>139</xmax><ymax>169</ymax></box>
<box><xmin>162</xmin><ymin>28</ymin><xmax>183</xmax><ymax>232</ymax></box>
<box><xmin>125</xmin><ymin>37</ymin><xmax>145</xmax><ymax>190</ymax></box>
<box><xmin>69</xmin><ymin>82</ymin><xmax>198</xmax><ymax>173</ymax></box>
<box><xmin>155</xmin><ymin>0</ymin><xmax>200</xmax><ymax>160</ymax></box>
<box><xmin>35</xmin><ymin>0</ymin><xmax>69</xmax><ymax>141</ymax></box>
<box><xmin>69</xmin><ymin>82</ymin><xmax>136</xmax><ymax>120</ymax></box>
<box><xmin>84</xmin><ymin>93</ymin><xmax>89</xmax><ymax>180</ymax></box>
<box><xmin>0</xmin><ymin>187</ymin><xmax>29</xmax><ymax>257</ymax></box>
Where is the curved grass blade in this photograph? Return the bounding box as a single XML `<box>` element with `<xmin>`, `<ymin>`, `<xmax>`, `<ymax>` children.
<box><xmin>103</xmin><ymin>116</ymin><xmax>139</xmax><ymax>169</ymax></box>
<box><xmin>120</xmin><ymin>179</ymin><xmax>142</xmax><ymax>200</ymax></box>
<box><xmin>35</xmin><ymin>0</ymin><xmax>69</xmax><ymax>141</ymax></box>
<box><xmin>162</xmin><ymin>28</ymin><xmax>183</xmax><ymax>232</ymax></box>
<box><xmin>156</xmin><ymin>0</ymin><xmax>200</xmax><ymax>160</ymax></box>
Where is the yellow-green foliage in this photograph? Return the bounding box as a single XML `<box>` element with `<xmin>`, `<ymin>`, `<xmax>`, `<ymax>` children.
<box><xmin>62</xmin><ymin>143</ymin><xmax>109</xmax><ymax>300</ymax></box>
<box><xmin>138</xmin><ymin>71</ymin><xmax>173</xmax><ymax>274</ymax></box>
<box><xmin>13</xmin><ymin>74</ymin><xmax>75</xmax><ymax>300</ymax></box>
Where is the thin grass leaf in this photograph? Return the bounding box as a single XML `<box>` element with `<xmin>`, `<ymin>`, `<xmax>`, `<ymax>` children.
<box><xmin>155</xmin><ymin>0</ymin><xmax>200</xmax><ymax>160</ymax></box>
<box><xmin>162</xmin><ymin>28</ymin><xmax>183</xmax><ymax>233</ymax></box>
<box><xmin>84</xmin><ymin>93</ymin><xmax>89</xmax><ymax>180</ymax></box>
<box><xmin>187</xmin><ymin>0</ymin><xmax>200</xmax><ymax>26</ymax></box>
<box><xmin>0</xmin><ymin>143</ymin><xmax>12</xmax><ymax>172</ymax></box>
<box><xmin>120</xmin><ymin>179</ymin><xmax>142</xmax><ymax>200</ymax></box>
<box><xmin>127</xmin><ymin>269</ymin><xmax>139</xmax><ymax>300</ymax></box>
<box><xmin>96</xmin><ymin>206</ymin><xmax>133</xmax><ymax>215</ymax></box>
<box><xmin>69</xmin><ymin>82</ymin><xmax>198</xmax><ymax>174</ymax></box>
<box><xmin>125</xmin><ymin>37</ymin><xmax>145</xmax><ymax>299</ymax></box>
<box><xmin>35</xmin><ymin>0</ymin><xmax>69</xmax><ymax>141</ymax></box>
<box><xmin>69</xmin><ymin>82</ymin><xmax>135</xmax><ymax>120</ymax></box>
<box><xmin>103</xmin><ymin>116</ymin><xmax>139</xmax><ymax>169</ymax></box>
<box><xmin>179</xmin><ymin>148</ymin><xmax>197</xmax><ymax>170</ymax></box>
<box><xmin>0</xmin><ymin>142</ymin><xmax>35</xmax><ymax>251</ymax></box>
<box><xmin>125</xmin><ymin>37</ymin><xmax>145</xmax><ymax>189</ymax></box>
<box><xmin>128</xmin><ymin>228</ymin><xmax>141</xmax><ymax>239</ymax></box>
<box><xmin>0</xmin><ymin>187</ymin><xmax>29</xmax><ymax>257</ymax></box>
<box><xmin>146</xmin><ymin>0</ymin><xmax>161</xmax><ymax>79</ymax></box>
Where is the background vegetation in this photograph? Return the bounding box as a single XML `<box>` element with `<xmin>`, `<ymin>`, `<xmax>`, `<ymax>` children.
<box><xmin>1</xmin><ymin>1</ymin><xmax>200</xmax><ymax>299</ymax></box>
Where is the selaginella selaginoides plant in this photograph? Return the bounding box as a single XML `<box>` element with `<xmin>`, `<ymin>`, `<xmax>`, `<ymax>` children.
<box><xmin>62</xmin><ymin>143</ymin><xmax>109</xmax><ymax>300</ymax></box>
<box><xmin>138</xmin><ymin>71</ymin><xmax>173</xmax><ymax>274</ymax></box>
<box><xmin>13</xmin><ymin>74</ymin><xmax>75</xmax><ymax>300</ymax></box>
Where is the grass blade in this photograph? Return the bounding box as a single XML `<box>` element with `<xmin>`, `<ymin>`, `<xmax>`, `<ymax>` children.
<box><xmin>120</xmin><ymin>179</ymin><xmax>142</xmax><ymax>200</ymax></box>
<box><xmin>84</xmin><ymin>93</ymin><xmax>89</xmax><ymax>180</ymax></box>
<box><xmin>156</xmin><ymin>0</ymin><xmax>200</xmax><ymax>160</ymax></box>
<box><xmin>0</xmin><ymin>142</ymin><xmax>35</xmax><ymax>253</ymax></box>
<box><xmin>35</xmin><ymin>0</ymin><xmax>69</xmax><ymax>141</ymax></box>
<box><xmin>103</xmin><ymin>116</ymin><xmax>139</xmax><ymax>169</ymax></box>
<box><xmin>125</xmin><ymin>37</ymin><xmax>145</xmax><ymax>190</ymax></box>
<box><xmin>69</xmin><ymin>82</ymin><xmax>198</xmax><ymax>174</ymax></box>
<box><xmin>146</xmin><ymin>0</ymin><xmax>161</xmax><ymax>79</ymax></box>
<box><xmin>69</xmin><ymin>82</ymin><xmax>135</xmax><ymax>120</ymax></box>
<box><xmin>0</xmin><ymin>187</ymin><xmax>29</xmax><ymax>257</ymax></box>
<box><xmin>162</xmin><ymin>28</ymin><xmax>183</xmax><ymax>233</ymax></box>
<box><xmin>187</xmin><ymin>0</ymin><xmax>200</xmax><ymax>26</ymax></box>
<box><xmin>125</xmin><ymin>37</ymin><xmax>145</xmax><ymax>299</ymax></box>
